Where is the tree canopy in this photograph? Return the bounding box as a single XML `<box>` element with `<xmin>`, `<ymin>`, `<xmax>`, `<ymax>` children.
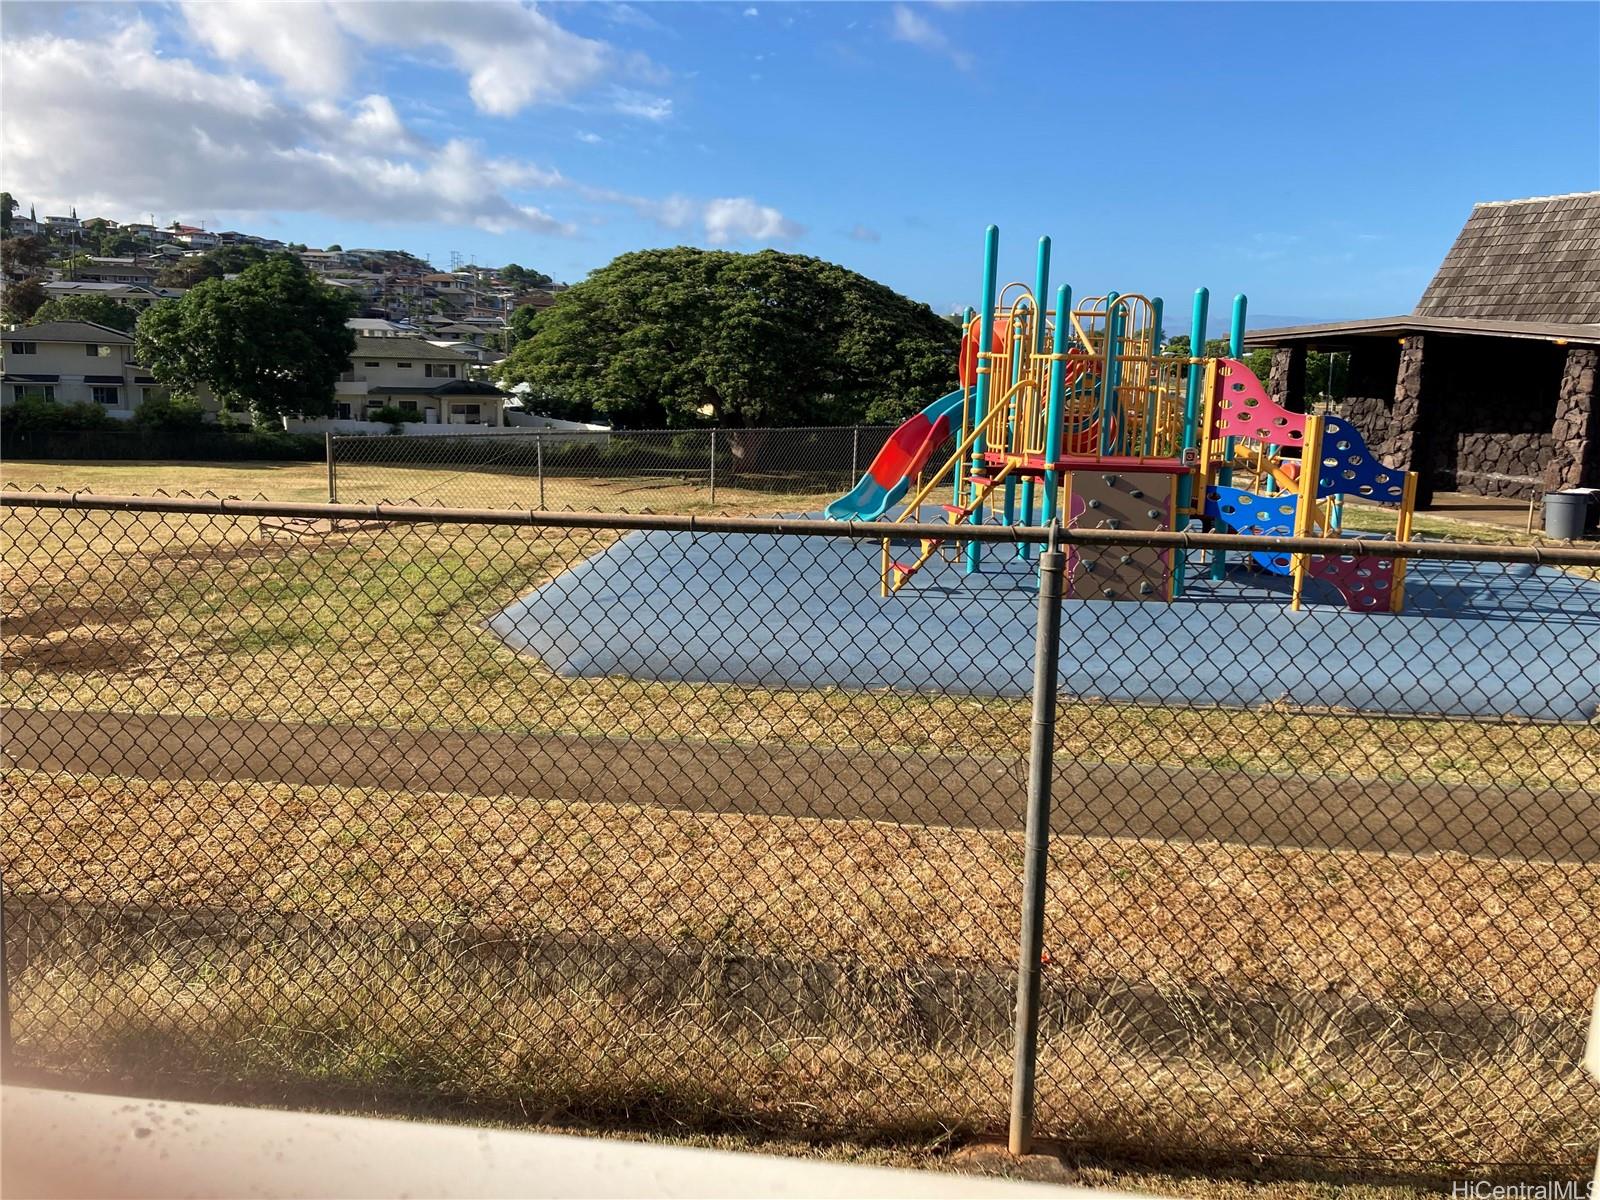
<box><xmin>2</xmin><ymin>277</ymin><xmax>46</xmax><ymax>324</ymax></box>
<box><xmin>156</xmin><ymin>244</ymin><xmax>268</xmax><ymax>288</ymax></box>
<box><xmin>30</xmin><ymin>294</ymin><xmax>138</xmax><ymax>333</ymax></box>
<box><xmin>500</xmin><ymin>262</ymin><xmax>552</xmax><ymax>288</ymax></box>
<box><xmin>498</xmin><ymin>247</ymin><xmax>961</xmax><ymax>428</ymax></box>
<box><xmin>135</xmin><ymin>254</ymin><xmax>356</xmax><ymax>420</ymax></box>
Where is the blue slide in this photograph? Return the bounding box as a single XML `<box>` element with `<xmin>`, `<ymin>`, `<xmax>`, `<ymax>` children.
<box><xmin>826</xmin><ymin>390</ymin><xmax>965</xmax><ymax>521</ymax></box>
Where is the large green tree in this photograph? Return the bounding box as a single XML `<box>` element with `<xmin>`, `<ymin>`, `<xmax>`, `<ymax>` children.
<box><xmin>2</xmin><ymin>276</ymin><xmax>46</xmax><ymax>323</ymax></box>
<box><xmin>30</xmin><ymin>294</ymin><xmax>139</xmax><ymax>332</ymax></box>
<box><xmin>498</xmin><ymin>248</ymin><xmax>961</xmax><ymax>428</ymax></box>
<box><xmin>135</xmin><ymin>254</ymin><xmax>356</xmax><ymax>420</ymax></box>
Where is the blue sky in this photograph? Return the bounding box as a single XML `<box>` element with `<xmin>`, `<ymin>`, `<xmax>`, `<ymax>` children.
<box><xmin>4</xmin><ymin>2</ymin><xmax>1596</xmax><ymax>324</ymax></box>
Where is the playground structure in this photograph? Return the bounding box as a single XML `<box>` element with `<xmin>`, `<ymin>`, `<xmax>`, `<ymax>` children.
<box><xmin>827</xmin><ymin>226</ymin><xmax>1418</xmax><ymax>611</ymax></box>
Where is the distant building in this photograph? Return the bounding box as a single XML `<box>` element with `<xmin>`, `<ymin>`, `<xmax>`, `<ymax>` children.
<box><xmin>1246</xmin><ymin>191</ymin><xmax>1600</xmax><ymax>501</ymax></box>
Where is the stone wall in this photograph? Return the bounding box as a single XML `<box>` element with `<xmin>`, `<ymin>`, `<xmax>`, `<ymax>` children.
<box><xmin>1544</xmin><ymin>346</ymin><xmax>1600</xmax><ymax>491</ymax></box>
<box><xmin>1330</xmin><ymin>341</ymin><xmax>1399</xmax><ymax>443</ymax></box>
<box><xmin>1424</xmin><ymin>337</ymin><xmax>1563</xmax><ymax>498</ymax></box>
<box><xmin>1326</xmin><ymin>335</ymin><xmax>1571</xmax><ymax>501</ymax></box>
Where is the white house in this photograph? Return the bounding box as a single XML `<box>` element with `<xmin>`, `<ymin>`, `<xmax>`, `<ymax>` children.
<box><xmin>1</xmin><ymin>320</ymin><xmax>164</xmax><ymax>418</ymax></box>
<box><xmin>334</xmin><ymin>336</ymin><xmax>508</xmax><ymax>425</ymax></box>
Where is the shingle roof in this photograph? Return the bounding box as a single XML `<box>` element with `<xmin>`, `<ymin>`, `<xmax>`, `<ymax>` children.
<box><xmin>352</xmin><ymin>335</ymin><xmax>469</xmax><ymax>359</ymax></box>
<box><xmin>1414</xmin><ymin>191</ymin><xmax>1600</xmax><ymax>324</ymax></box>
<box><xmin>7</xmin><ymin>321</ymin><xmax>134</xmax><ymax>344</ymax></box>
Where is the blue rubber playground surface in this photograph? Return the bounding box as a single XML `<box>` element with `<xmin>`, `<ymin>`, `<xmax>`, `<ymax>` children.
<box><xmin>488</xmin><ymin>518</ymin><xmax>1600</xmax><ymax>722</ymax></box>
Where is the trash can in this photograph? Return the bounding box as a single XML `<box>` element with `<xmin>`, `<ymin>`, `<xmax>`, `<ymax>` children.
<box><xmin>1543</xmin><ymin>490</ymin><xmax>1590</xmax><ymax>539</ymax></box>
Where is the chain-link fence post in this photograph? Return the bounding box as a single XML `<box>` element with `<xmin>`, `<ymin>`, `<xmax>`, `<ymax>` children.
<box><xmin>536</xmin><ymin>435</ymin><xmax>545</xmax><ymax>511</ymax></box>
<box><xmin>325</xmin><ymin>433</ymin><xmax>337</xmax><ymax>503</ymax></box>
<box><xmin>0</xmin><ymin>867</ymin><xmax>12</xmax><ymax>1074</ymax></box>
<box><xmin>708</xmin><ymin>429</ymin><xmax>718</xmax><ymax>504</ymax></box>
<box><xmin>1009</xmin><ymin>523</ymin><xmax>1064</xmax><ymax>1157</ymax></box>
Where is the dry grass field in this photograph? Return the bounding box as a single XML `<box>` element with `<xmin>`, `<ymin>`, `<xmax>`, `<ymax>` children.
<box><xmin>3</xmin><ymin>463</ymin><xmax>1598</xmax><ymax>1176</ymax></box>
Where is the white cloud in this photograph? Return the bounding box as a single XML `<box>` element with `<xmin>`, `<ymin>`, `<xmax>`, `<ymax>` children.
<box><xmin>576</xmin><ymin>131</ymin><xmax>605</xmax><ymax>145</ymax></box>
<box><xmin>181</xmin><ymin>0</ymin><xmax>351</xmax><ymax>97</ymax></box>
<box><xmin>329</xmin><ymin>1</ymin><xmax>610</xmax><ymax>117</ymax></box>
<box><xmin>182</xmin><ymin>1</ymin><xmax>629</xmax><ymax>117</ymax></box>
<box><xmin>0</xmin><ymin>22</ymin><xmax>574</xmax><ymax>236</ymax></box>
<box><xmin>1</xmin><ymin>16</ymin><xmax>800</xmax><ymax>250</ymax></box>
<box><xmin>743</xmin><ymin>6</ymin><xmax>759</xmax><ymax>15</ymax></box>
<box><xmin>610</xmin><ymin>89</ymin><xmax>673</xmax><ymax>122</ymax></box>
<box><xmin>888</xmin><ymin>4</ymin><xmax>970</xmax><ymax>70</ymax></box>
<box><xmin>847</xmin><ymin>224</ymin><xmax>882</xmax><ymax>243</ymax></box>
<box><xmin>703</xmin><ymin>198</ymin><xmax>804</xmax><ymax>245</ymax></box>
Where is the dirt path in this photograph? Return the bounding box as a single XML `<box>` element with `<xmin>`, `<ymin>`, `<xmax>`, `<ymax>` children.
<box><xmin>5</xmin><ymin>708</ymin><xmax>1594</xmax><ymax>862</ymax></box>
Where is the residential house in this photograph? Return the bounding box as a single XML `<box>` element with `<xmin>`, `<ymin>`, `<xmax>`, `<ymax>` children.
<box><xmin>426</xmin><ymin>340</ymin><xmax>505</xmax><ymax>381</ymax></box>
<box><xmin>346</xmin><ymin>317</ymin><xmax>415</xmax><ymax>337</ymax></box>
<box><xmin>1</xmin><ymin>320</ymin><xmax>164</xmax><ymax>417</ymax></box>
<box><xmin>336</xmin><ymin>336</ymin><xmax>508</xmax><ymax>425</ymax></box>
<box><xmin>9</xmin><ymin>216</ymin><xmax>40</xmax><ymax>237</ymax></box>
<box><xmin>75</xmin><ymin>257</ymin><xmax>161</xmax><ymax>286</ymax></box>
<box><xmin>173</xmin><ymin>226</ymin><xmax>219</xmax><ymax>249</ymax></box>
<box><xmin>45</xmin><ymin>215</ymin><xmax>80</xmax><ymax>236</ymax></box>
<box><xmin>1246</xmin><ymin>191</ymin><xmax>1600</xmax><ymax>501</ymax></box>
<box><xmin>41</xmin><ymin>280</ymin><xmax>183</xmax><ymax>313</ymax></box>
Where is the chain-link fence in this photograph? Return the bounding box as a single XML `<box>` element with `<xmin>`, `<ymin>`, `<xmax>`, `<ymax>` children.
<box><xmin>3</xmin><ymin>492</ymin><xmax>1598</xmax><ymax>1178</ymax></box>
<box><xmin>329</xmin><ymin>425</ymin><xmax>902</xmax><ymax>512</ymax></box>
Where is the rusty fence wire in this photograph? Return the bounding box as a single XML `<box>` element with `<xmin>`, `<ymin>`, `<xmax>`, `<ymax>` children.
<box><xmin>328</xmin><ymin>425</ymin><xmax>901</xmax><ymax>512</ymax></box>
<box><xmin>2</xmin><ymin>492</ymin><xmax>1598</xmax><ymax>1179</ymax></box>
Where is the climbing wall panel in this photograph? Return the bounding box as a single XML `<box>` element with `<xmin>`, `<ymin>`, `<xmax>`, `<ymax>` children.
<box><xmin>1065</xmin><ymin>470</ymin><xmax>1174</xmax><ymax>602</ymax></box>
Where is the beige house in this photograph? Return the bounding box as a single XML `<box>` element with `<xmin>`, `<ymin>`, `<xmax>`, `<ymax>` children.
<box><xmin>336</xmin><ymin>336</ymin><xmax>507</xmax><ymax>425</ymax></box>
<box><xmin>1</xmin><ymin>320</ymin><xmax>164</xmax><ymax>417</ymax></box>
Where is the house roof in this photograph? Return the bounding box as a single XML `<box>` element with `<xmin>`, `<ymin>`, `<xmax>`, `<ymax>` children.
<box><xmin>351</xmin><ymin>335</ymin><xmax>469</xmax><ymax>360</ymax></box>
<box><xmin>7</xmin><ymin>320</ymin><xmax>135</xmax><ymax>344</ymax></box>
<box><xmin>373</xmin><ymin>380</ymin><xmax>507</xmax><ymax>397</ymax></box>
<box><xmin>1414</xmin><ymin>191</ymin><xmax>1600</xmax><ymax>324</ymax></box>
<box><xmin>1242</xmin><ymin>314</ymin><xmax>1600</xmax><ymax>350</ymax></box>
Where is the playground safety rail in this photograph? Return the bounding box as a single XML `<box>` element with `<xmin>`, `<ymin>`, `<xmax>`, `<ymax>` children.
<box><xmin>4</xmin><ymin>491</ymin><xmax>1599</xmax><ymax>1182</ymax></box>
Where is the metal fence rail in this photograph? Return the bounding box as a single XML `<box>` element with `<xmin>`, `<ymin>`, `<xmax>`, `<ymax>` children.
<box><xmin>3</xmin><ymin>492</ymin><xmax>1598</xmax><ymax>1178</ymax></box>
<box><xmin>328</xmin><ymin>424</ymin><xmax>902</xmax><ymax>511</ymax></box>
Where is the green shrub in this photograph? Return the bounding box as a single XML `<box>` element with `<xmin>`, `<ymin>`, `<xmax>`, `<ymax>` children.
<box><xmin>369</xmin><ymin>405</ymin><xmax>425</xmax><ymax>432</ymax></box>
<box><xmin>0</xmin><ymin>396</ymin><xmax>111</xmax><ymax>432</ymax></box>
<box><xmin>131</xmin><ymin>394</ymin><xmax>207</xmax><ymax>429</ymax></box>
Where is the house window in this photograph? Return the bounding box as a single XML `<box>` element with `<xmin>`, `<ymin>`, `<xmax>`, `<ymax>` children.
<box><xmin>336</xmin><ymin>403</ymin><xmax>352</xmax><ymax>419</ymax></box>
<box><xmin>455</xmin><ymin>404</ymin><xmax>482</xmax><ymax>424</ymax></box>
<box><xmin>364</xmin><ymin>361</ymin><xmax>380</xmax><ymax>367</ymax></box>
<box><xmin>13</xmin><ymin>385</ymin><xmax>55</xmax><ymax>402</ymax></box>
<box><xmin>425</xmin><ymin>364</ymin><xmax>457</xmax><ymax>379</ymax></box>
<box><xmin>398</xmin><ymin>400</ymin><xmax>418</xmax><ymax>412</ymax></box>
<box><xmin>396</xmin><ymin>362</ymin><xmax>412</xmax><ymax>369</ymax></box>
<box><xmin>92</xmin><ymin>386</ymin><xmax>120</xmax><ymax>405</ymax></box>
<box><xmin>85</xmin><ymin>344</ymin><xmax>112</xmax><ymax>358</ymax></box>
<box><xmin>10</xmin><ymin>341</ymin><xmax>36</xmax><ymax>355</ymax></box>
<box><xmin>141</xmin><ymin>386</ymin><xmax>168</xmax><ymax>403</ymax></box>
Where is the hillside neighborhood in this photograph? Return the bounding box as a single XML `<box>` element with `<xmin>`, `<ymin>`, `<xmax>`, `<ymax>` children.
<box><xmin>0</xmin><ymin>196</ymin><xmax>575</xmax><ymax>431</ymax></box>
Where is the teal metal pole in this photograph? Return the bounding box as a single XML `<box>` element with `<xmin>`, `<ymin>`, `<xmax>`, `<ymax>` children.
<box><xmin>1209</xmin><ymin>293</ymin><xmax>1247</xmax><ymax>580</ymax></box>
<box><xmin>1018</xmin><ymin>237</ymin><xmax>1050</xmax><ymax>560</ymax></box>
<box><xmin>966</xmin><ymin>225</ymin><xmax>1000</xmax><ymax>574</ymax></box>
<box><xmin>1040</xmin><ymin>283</ymin><xmax>1071</xmax><ymax>526</ymax></box>
<box><xmin>1172</xmin><ymin>287</ymin><xmax>1209</xmax><ymax>597</ymax></box>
